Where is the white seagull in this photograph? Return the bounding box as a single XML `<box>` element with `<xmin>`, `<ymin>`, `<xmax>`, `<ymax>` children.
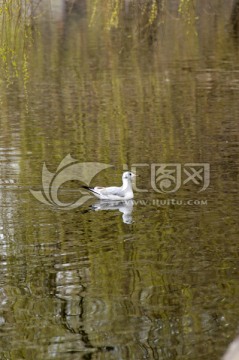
<box><xmin>82</xmin><ymin>171</ymin><xmax>136</xmax><ymax>200</ymax></box>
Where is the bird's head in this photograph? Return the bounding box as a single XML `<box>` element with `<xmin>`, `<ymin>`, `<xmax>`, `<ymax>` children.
<box><xmin>122</xmin><ymin>171</ymin><xmax>136</xmax><ymax>181</ymax></box>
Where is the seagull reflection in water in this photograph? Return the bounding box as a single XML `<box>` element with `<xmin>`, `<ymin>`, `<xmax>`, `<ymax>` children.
<box><xmin>91</xmin><ymin>199</ymin><xmax>134</xmax><ymax>224</ymax></box>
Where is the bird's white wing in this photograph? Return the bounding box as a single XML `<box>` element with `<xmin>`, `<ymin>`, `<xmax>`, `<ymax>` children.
<box><xmin>95</xmin><ymin>186</ymin><xmax>125</xmax><ymax>197</ymax></box>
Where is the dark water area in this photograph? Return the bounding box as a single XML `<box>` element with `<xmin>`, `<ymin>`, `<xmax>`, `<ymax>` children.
<box><xmin>0</xmin><ymin>1</ymin><xmax>238</xmax><ymax>359</ymax></box>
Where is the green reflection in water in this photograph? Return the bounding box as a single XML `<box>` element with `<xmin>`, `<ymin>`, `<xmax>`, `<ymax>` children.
<box><xmin>0</xmin><ymin>1</ymin><xmax>238</xmax><ymax>359</ymax></box>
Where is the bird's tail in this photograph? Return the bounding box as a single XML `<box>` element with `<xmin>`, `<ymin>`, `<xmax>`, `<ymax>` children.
<box><xmin>81</xmin><ymin>185</ymin><xmax>92</xmax><ymax>191</ymax></box>
<box><xmin>81</xmin><ymin>185</ymin><xmax>99</xmax><ymax>196</ymax></box>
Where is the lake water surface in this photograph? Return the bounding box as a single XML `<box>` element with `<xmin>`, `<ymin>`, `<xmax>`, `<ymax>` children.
<box><xmin>0</xmin><ymin>1</ymin><xmax>238</xmax><ymax>359</ymax></box>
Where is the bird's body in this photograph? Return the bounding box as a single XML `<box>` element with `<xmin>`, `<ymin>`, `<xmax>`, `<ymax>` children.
<box><xmin>82</xmin><ymin>171</ymin><xmax>136</xmax><ymax>200</ymax></box>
